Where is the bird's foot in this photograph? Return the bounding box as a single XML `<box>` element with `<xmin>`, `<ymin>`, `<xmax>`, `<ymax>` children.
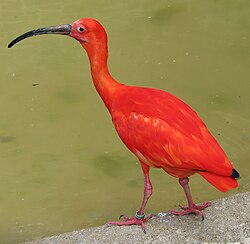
<box><xmin>107</xmin><ymin>211</ymin><xmax>155</xmax><ymax>233</ymax></box>
<box><xmin>169</xmin><ymin>201</ymin><xmax>211</xmax><ymax>220</ymax></box>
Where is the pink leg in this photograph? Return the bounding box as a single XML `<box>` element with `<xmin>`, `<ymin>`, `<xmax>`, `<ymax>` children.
<box><xmin>169</xmin><ymin>178</ymin><xmax>211</xmax><ymax>220</ymax></box>
<box><xmin>108</xmin><ymin>163</ymin><xmax>154</xmax><ymax>232</ymax></box>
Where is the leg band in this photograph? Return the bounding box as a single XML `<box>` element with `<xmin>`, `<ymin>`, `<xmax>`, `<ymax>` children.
<box><xmin>135</xmin><ymin>210</ymin><xmax>145</xmax><ymax>220</ymax></box>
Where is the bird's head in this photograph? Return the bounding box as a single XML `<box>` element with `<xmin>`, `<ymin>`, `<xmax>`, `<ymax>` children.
<box><xmin>8</xmin><ymin>18</ymin><xmax>108</xmax><ymax>53</ymax></box>
<box><xmin>70</xmin><ymin>18</ymin><xmax>107</xmax><ymax>46</ymax></box>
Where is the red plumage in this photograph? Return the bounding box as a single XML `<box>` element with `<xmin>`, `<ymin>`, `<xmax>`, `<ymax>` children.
<box><xmin>112</xmin><ymin>86</ymin><xmax>237</xmax><ymax>191</ymax></box>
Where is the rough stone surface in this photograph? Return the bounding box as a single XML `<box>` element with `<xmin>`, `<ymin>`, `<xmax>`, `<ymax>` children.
<box><xmin>24</xmin><ymin>192</ymin><xmax>250</xmax><ymax>244</ymax></box>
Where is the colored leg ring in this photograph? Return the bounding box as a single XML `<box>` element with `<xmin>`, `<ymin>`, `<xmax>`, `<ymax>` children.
<box><xmin>135</xmin><ymin>210</ymin><xmax>145</xmax><ymax>220</ymax></box>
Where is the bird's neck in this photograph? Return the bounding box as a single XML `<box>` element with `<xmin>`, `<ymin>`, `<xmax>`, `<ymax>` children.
<box><xmin>83</xmin><ymin>42</ymin><xmax>121</xmax><ymax>111</ymax></box>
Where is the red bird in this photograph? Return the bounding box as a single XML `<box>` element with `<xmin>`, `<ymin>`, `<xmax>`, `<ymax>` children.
<box><xmin>9</xmin><ymin>18</ymin><xmax>240</xmax><ymax>231</ymax></box>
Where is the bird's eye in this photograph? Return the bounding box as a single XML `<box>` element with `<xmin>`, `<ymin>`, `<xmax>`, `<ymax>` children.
<box><xmin>77</xmin><ymin>27</ymin><xmax>85</xmax><ymax>32</ymax></box>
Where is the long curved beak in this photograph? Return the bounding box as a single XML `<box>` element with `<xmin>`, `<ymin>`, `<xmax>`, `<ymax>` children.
<box><xmin>8</xmin><ymin>24</ymin><xmax>72</xmax><ymax>48</ymax></box>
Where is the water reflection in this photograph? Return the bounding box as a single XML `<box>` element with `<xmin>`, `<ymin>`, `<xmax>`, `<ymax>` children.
<box><xmin>0</xmin><ymin>136</ymin><xmax>15</xmax><ymax>143</ymax></box>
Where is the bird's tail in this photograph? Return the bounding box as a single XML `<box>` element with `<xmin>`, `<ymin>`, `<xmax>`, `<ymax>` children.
<box><xmin>198</xmin><ymin>169</ymin><xmax>239</xmax><ymax>192</ymax></box>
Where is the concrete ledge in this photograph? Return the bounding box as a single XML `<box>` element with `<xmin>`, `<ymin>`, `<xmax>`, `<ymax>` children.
<box><xmin>25</xmin><ymin>192</ymin><xmax>250</xmax><ymax>244</ymax></box>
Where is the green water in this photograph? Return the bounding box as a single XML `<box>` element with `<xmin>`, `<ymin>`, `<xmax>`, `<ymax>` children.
<box><xmin>1</xmin><ymin>0</ymin><xmax>249</xmax><ymax>243</ymax></box>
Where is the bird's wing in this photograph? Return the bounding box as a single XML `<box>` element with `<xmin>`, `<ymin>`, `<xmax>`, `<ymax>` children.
<box><xmin>112</xmin><ymin>87</ymin><xmax>233</xmax><ymax>177</ymax></box>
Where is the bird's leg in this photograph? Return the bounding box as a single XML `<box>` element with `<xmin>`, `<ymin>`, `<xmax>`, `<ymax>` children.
<box><xmin>169</xmin><ymin>177</ymin><xmax>211</xmax><ymax>219</ymax></box>
<box><xmin>107</xmin><ymin>163</ymin><xmax>154</xmax><ymax>232</ymax></box>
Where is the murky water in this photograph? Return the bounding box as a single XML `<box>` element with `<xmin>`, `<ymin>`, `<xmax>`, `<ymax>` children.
<box><xmin>1</xmin><ymin>0</ymin><xmax>249</xmax><ymax>243</ymax></box>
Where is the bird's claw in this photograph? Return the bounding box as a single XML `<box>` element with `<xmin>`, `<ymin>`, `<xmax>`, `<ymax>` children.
<box><xmin>178</xmin><ymin>201</ymin><xmax>211</xmax><ymax>210</ymax></box>
<box><xmin>170</xmin><ymin>201</ymin><xmax>211</xmax><ymax>220</ymax></box>
<box><xmin>119</xmin><ymin>214</ymin><xmax>124</xmax><ymax>220</ymax></box>
<box><xmin>107</xmin><ymin>213</ymin><xmax>154</xmax><ymax>233</ymax></box>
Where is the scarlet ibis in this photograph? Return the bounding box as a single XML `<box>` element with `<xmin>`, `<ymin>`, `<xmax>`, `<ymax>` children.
<box><xmin>8</xmin><ymin>18</ymin><xmax>240</xmax><ymax>231</ymax></box>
